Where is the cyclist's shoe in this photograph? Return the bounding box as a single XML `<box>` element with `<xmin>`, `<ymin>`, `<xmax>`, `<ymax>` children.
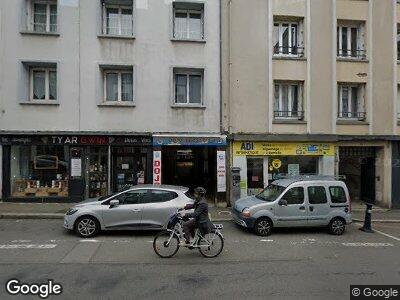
<box><xmin>179</xmin><ymin>240</ymin><xmax>191</xmax><ymax>247</ymax></box>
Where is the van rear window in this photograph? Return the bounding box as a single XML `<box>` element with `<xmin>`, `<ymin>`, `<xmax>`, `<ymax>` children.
<box><xmin>329</xmin><ymin>186</ymin><xmax>347</xmax><ymax>203</ymax></box>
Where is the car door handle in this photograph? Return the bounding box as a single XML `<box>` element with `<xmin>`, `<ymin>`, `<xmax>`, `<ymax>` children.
<box><xmin>309</xmin><ymin>206</ymin><xmax>314</xmax><ymax>212</ymax></box>
<box><xmin>132</xmin><ymin>209</ymin><xmax>141</xmax><ymax>213</ymax></box>
<box><xmin>299</xmin><ymin>206</ymin><xmax>305</xmax><ymax>210</ymax></box>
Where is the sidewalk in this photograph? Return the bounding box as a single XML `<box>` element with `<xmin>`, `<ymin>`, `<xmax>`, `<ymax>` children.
<box><xmin>0</xmin><ymin>202</ymin><xmax>399</xmax><ymax>223</ymax></box>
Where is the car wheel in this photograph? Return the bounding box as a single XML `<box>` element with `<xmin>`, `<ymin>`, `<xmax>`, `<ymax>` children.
<box><xmin>254</xmin><ymin>217</ymin><xmax>273</xmax><ymax>236</ymax></box>
<box><xmin>329</xmin><ymin>217</ymin><xmax>346</xmax><ymax>235</ymax></box>
<box><xmin>75</xmin><ymin>216</ymin><xmax>100</xmax><ymax>238</ymax></box>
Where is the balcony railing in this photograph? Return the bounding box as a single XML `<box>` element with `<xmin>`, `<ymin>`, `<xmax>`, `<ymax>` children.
<box><xmin>273</xmin><ymin>46</ymin><xmax>304</xmax><ymax>57</ymax></box>
<box><xmin>337</xmin><ymin>49</ymin><xmax>366</xmax><ymax>60</ymax></box>
<box><xmin>274</xmin><ymin>110</ymin><xmax>304</xmax><ymax>120</ymax></box>
<box><xmin>338</xmin><ymin>111</ymin><xmax>366</xmax><ymax>121</ymax></box>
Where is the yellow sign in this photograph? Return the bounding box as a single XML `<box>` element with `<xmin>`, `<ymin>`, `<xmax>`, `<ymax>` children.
<box><xmin>271</xmin><ymin>159</ymin><xmax>282</xmax><ymax>169</ymax></box>
<box><xmin>234</xmin><ymin>142</ymin><xmax>335</xmax><ymax>156</ymax></box>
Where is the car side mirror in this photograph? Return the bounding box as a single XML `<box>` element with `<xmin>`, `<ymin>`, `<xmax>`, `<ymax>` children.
<box><xmin>109</xmin><ymin>199</ymin><xmax>119</xmax><ymax>208</ymax></box>
<box><xmin>278</xmin><ymin>199</ymin><xmax>288</xmax><ymax>206</ymax></box>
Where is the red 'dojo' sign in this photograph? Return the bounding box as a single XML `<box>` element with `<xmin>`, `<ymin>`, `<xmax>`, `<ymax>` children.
<box><xmin>153</xmin><ymin>151</ymin><xmax>162</xmax><ymax>185</ymax></box>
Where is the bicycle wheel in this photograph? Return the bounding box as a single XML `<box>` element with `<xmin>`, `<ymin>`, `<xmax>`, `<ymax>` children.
<box><xmin>153</xmin><ymin>230</ymin><xmax>180</xmax><ymax>258</ymax></box>
<box><xmin>198</xmin><ymin>231</ymin><xmax>224</xmax><ymax>258</ymax></box>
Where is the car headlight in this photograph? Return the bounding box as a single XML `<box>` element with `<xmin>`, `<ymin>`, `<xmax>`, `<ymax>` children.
<box><xmin>66</xmin><ymin>208</ymin><xmax>78</xmax><ymax>215</ymax></box>
<box><xmin>241</xmin><ymin>208</ymin><xmax>251</xmax><ymax>218</ymax></box>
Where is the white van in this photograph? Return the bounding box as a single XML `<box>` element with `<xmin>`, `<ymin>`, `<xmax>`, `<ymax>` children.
<box><xmin>233</xmin><ymin>176</ymin><xmax>352</xmax><ymax>236</ymax></box>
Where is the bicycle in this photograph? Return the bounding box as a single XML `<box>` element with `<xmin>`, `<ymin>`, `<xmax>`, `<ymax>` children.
<box><xmin>153</xmin><ymin>209</ymin><xmax>224</xmax><ymax>258</ymax></box>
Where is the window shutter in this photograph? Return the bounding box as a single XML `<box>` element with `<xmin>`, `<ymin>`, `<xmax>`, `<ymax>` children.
<box><xmin>357</xmin><ymin>85</ymin><xmax>365</xmax><ymax>118</ymax></box>
<box><xmin>102</xmin><ymin>2</ymin><xmax>106</xmax><ymax>35</ymax></box>
<box><xmin>357</xmin><ymin>24</ymin><xmax>365</xmax><ymax>53</ymax></box>
<box><xmin>298</xmin><ymin>84</ymin><xmax>303</xmax><ymax>119</ymax></box>
<box><xmin>298</xmin><ymin>20</ymin><xmax>305</xmax><ymax>49</ymax></box>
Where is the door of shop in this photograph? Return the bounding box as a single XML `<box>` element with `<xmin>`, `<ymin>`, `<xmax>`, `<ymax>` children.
<box><xmin>69</xmin><ymin>147</ymin><xmax>85</xmax><ymax>201</ymax></box>
<box><xmin>339</xmin><ymin>147</ymin><xmax>376</xmax><ymax>204</ymax></box>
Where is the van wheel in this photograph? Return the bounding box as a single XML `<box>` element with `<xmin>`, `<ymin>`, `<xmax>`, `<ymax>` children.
<box><xmin>254</xmin><ymin>218</ymin><xmax>273</xmax><ymax>236</ymax></box>
<box><xmin>329</xmin><ymin>217</ymin><xmax>346</xmax><ymax>235</ymax></box>
<box><xmin>75</xmin><ymin>216</ymin><xmax>100</xmax><ymax>238</ymax></box>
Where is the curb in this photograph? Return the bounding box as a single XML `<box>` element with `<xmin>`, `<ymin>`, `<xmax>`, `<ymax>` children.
<box><xmin>0</xmin><ymin>213</ymin><xmax>64</xmax><ymax>219</ymax></box>
<box><xmin>352</xmin><ymin>218</ymin><xmax>400</xmax><ymax>224</ymax></box>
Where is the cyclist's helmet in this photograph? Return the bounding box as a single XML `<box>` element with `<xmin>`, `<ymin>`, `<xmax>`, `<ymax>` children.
<box><xmin>194</xmin><ymin>187</ymin><xmax>206</xmax><ymax>197</ymax></box>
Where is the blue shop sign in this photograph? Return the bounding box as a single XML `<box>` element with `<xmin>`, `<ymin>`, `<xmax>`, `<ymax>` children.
<box><xmin>153</xmin><ymin>136</ymin><xmax>227</xmax><ymax>147</ymax></box>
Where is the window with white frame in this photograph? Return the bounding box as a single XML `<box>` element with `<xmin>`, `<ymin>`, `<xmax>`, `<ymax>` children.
<box><xmin>104</xmin><ymin>70</ymin><xmax>133</xmax><ymax>102</ymax></box>
<box><xmin>273</xmin><ymin>20</ymin><xmax>304</xmax><ymax>56</ymax></box>
<box><xmin>397</xmin><ymin>24</ymin><xmax>400</xmax><ymax>61</ymax></box>
<box><xmin>102</xmin><ymin>0</ymin><xmax>133</xmax><ymax>36</ymax></box>
<box><xmin>274</xmin><ymin>82</ymin><xmax>303</xmax><ymax>119</ymax></box>
<box><xmin>30</xmin><ymin>68</ymin><xmax>57</xmax><ymax>101</ymax></box>
<box><xmin>397</xmin><ymin>85</ymin><xmax>400</xmax><ymax>120</ymax></box>
<box><xmin>30</xmin><ymin>0</ymin><xmax>57</xmax><ymax>33</ymax></box>
<box><xmin>173</xmin><ymin>3</ymin><xmax>204</xmax><ymax>40</ymax></box>
<box><xmin>337</xmin><ymin>23</ymin><xmax>365</xmax><ymax>59</ymax></box>
<box><xmin>174</xmin><ymin>69</ymin><xmax>203</xmax><ymax>105</ymax></box>
<box><xmin>338</xmin><ymin>83</ymin><xmax>366</xmax><ymax>120</ymax></box>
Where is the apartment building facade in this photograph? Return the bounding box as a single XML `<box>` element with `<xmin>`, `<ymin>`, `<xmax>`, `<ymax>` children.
<box><xmin>222</xmin><ymin>0</ymin><xmax>400</xmax><ymax>208</ymax></box>
<box><xmin>0</xmin><ymin>0</ymin><xmax>226</xmax><ymax>203</ymax></box>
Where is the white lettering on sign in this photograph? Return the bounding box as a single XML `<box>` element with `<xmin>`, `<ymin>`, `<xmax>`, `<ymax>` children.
<box><xmin>153</xmin><ymin>151</ymin><xmax>162</xmax><ymax>185</ymax></box>
<box><xmin>217</xmin><ymin>151</ymin><xmax>226</xmax><ymax>192</ymax></box>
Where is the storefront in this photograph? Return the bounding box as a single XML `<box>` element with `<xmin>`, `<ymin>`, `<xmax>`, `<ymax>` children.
<box><xmin>152</xmin><ymin>135</ymin><xmax>227</xmax><ymax>205</ymax></box>
<box><xmin>1</xmin><ymin>135</ymin><xmax>152</xmax><ymax>202</ymax></box>
<box><xmin>232</xmin><ymin>141</ymin><xmax>335</xmax><ymax>198</ymax></box>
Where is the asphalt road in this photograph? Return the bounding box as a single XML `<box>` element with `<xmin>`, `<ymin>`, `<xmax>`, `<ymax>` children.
<box><xmin>0</xmin><ymin>219</ymin><xmax>399</xmax><ymax>300</ymax></box>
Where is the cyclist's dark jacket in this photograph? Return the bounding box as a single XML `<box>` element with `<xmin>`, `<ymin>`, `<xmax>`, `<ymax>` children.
<box><xmin>186</xmin><ymin>198</ymin><xmax>212</xmax><ymax>233</ymax></box>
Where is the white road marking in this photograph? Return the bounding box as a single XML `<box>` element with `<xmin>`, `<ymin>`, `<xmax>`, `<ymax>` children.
<box><xmin>0</xmin><ymin>244</ymin><xmax>57</xmax><ymax>249</ymax></box>
<box><xmin>373</xmin><ymin>229</ymin><xmax>400</xmax><ymax>242</ymax></box>
<box><xmin>342</xmin><ymin>242</ymin><xmax>393</xmax><ymax>247</ymax></box>
<box><xmin>260</xmin><ymin>239</ymin><xmax>274</xmax><ymax>242</ymax></box>
<box><xmin>113</xmin><ymin>240</ymin><xmax>131</xmax><ymax>243</ymax></box>
<box><xmin>11</xmin><ymin>240</ymin><xmax>31</xmax><ymax>243</ymax></box>
<box><xmin>79</xmin><ymin>239</ymin><xmax>100</xmax><ymax>243</ymax></box>
<box><xmin>354</xmin><ymin>222</ymin><xmax>400</xmax><ymax>242</ymax></box>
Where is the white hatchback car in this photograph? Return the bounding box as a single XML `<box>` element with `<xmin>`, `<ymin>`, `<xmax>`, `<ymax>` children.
<box><xmin>233</xmin><ymin>176</ymin><xmax>352</xmax><ymax>236</ymax></box>
<box><xmin>64</xmin><ymin>185</ymin><xmax>193</xmax><ymax>238</ymax></box>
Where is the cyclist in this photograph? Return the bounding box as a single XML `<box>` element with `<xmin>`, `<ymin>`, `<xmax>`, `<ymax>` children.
<box><xmin>181</xmin><ymin>187</ymin><xmax>211</xmax><ymax>246</ymax></box>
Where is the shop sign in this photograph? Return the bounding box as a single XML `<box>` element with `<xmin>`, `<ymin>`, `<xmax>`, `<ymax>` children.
<box><xmin>0</xmin><ymin>135</ymin><xmax>152</xmax><ymax>146</ymax></box>
<box><xmin>234</xmin><ymin>142</ymin><xmax>335</xmax><ymax>156</ymax></box>
<box><xmin>271</xmin><ymin>159</ymin><xmax>282</xmax><ymax>169</ymax></box>
<box><xmin>153</xmin><ymin>136</ymin><xmax>227</xmax><ymax>147</ymax></box>
<box><xmin>216</xmin><ymin>151</ymin><xmax>226</xmax><ymax>192</ymax></box>
<box><xmin>153</xmin><ymin>151</ymin><xmax>162</xmax><ymax>185</ymax></box>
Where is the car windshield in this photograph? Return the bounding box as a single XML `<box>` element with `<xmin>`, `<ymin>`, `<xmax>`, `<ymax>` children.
<box><xmin>255</xmin><ymin>184</ymin><xmax>286</xmax><ymax>202</ymax></box>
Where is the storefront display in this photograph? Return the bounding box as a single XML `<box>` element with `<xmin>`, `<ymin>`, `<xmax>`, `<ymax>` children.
<box><xmin>10</xmin><ymin>145</ymin><xmax>69</xmax><ymax>198</ymax></box>
<box><xmin>233</xmin><ymin>141</ymin><xmax>335</xmax><ymax>197</ymax></box>
<box><xmin>88</xmin><ymin>146</ymin><xmax>108</xmax><ymax>198</ymax></box>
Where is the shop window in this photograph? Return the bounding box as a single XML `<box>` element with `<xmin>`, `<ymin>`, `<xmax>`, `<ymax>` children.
<box><xmin>274</xmin><ymin>82</ymin><xmax>304</xmax><ymax>120</ymax></box>
<box><xmin>173</xmin><ymin>68</ymin><xmax>204</xmax><ymax>106</ymax></box>
<box><xmin>30</xmin><ymin>67</ymin><xmax>57</xmax><ymax>101</ymax></box>
<box><xmin>103</xmin><ymin>69</ymin><xmax>133</xmax><ymax>102</ymax></box>
<box><xmin>273</xmin><ymin>19</ymin><xmax>304</xmax><ymax>57</ymax></box>
<box><xmin>329</xmin><ymin>186</ymin><xmax>347</xmax><ymax>203</ymax></box>
<box><xmin>173</xmin><ymin>2</ymin><xmax>204</xmax><ymax>40</ymax></box>
<box><xmin>281</xmin><ymin>187</ymin><xmax>304</xmax><ymax>205</ymax></box>
<box><xmin>88</xmin><ymin>146</ymin><xmax>108</xmax><ymax>198</ymax></box>
<box><xmin>338</xmin><ymin>83</ymin><xmax>366</xmax><ymax>120</ymax></box>
<box><xmin>308</xmin><ymin>186</ymin><xmax>328</xmax><ymax>204</ymax></box>
<box><xmin>27</xmin><ymin>0</ymin><xmax>58</xmax><ymax>33</ymax></box>
<box><xmin>269</xmin><ymin>156</ymin><xmax>318</xmax><ymax>182</ymax></box>
<box><xmin>397</xmin><ymin>85</ymin><xmax>400</xmax><ymax>121</ymax></box>
<box><xmin>10</xmin><ymin>145</ymin><xmax>69</xmax><ymax>198</ymax></box>
<box><xmin>337</xmin><ymin>22</ymin><xmax>366</xmax><ymax>59</ymax></box>
<box><xmin>102</xmin><ymin>0</ymin><xmax>134</xmax><ymax>36</ymax></box>
<box><xmin>397</xmin><ymin>24</ymin><xmax>400</xmax><ymax>61</ymax></box>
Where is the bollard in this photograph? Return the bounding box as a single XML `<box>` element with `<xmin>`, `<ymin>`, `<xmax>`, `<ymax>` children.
<box><xmin>359</xmin><ymin>202</ymin><xmax>374</xmax><ymax>233</ymax></box>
